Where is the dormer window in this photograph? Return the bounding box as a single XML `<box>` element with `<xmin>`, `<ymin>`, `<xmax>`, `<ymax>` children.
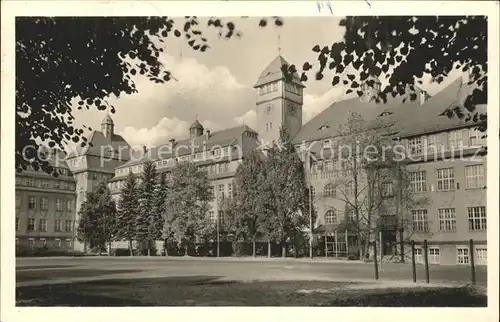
<box><xmin>323</xmin><ymin>139</ymin><xmax>331</xmax><ymax>148</ymax></box>
<box><xmin>319</xmin><ymin>125</ymin><xmax>330</xmax><ymax>131</ymax></box>
<box><xmin>379</xmin><ymin>111</ymin><xmax>393</xmax><ymax>117</ymax></box>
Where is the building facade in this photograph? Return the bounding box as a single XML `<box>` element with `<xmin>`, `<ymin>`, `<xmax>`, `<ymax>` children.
<box><xmin>15</xmin><ymin>152</ymin><xmax>77</xmax><ymax>251</ymax></box>
<box><xmin>15</xmin><ymin>55</ymin><xmax>487</xmax><ymax>265</ymax></box>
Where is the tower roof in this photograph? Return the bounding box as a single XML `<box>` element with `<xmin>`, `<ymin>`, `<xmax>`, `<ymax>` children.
<box><xmin>189</xmin><ymin>119</ymin><xmax>204</xmax><ymax>130</ymax></box>
<box><xmin>254</xmin><ymin>55</ymin><xmax>304</xmax><ymax>88</ymax></box>
<box><xmin>102</xmin><ymin>113</ymin><xmax>114</xmax><ymax>125</ymax></box>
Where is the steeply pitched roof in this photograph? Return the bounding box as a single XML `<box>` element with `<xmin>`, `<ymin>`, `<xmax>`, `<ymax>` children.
<box><xmin>189</xmin><ymin>119</ymin><xmax>204</xmax><ymax>130</ymax></box>
<box><xmin>391</xmin><ymin>77</ymin><xmax>487</xmax><ymax>137</ymax></box>
<box><xmin>293</xmin><ymin>76</ymin><xmax>485</xmax><ymax>144</ymax></box>
<box><xmin>254</xmin><ymin>55</ymin><xmax>304</xmax><ymax>88</ymax></box>
<box><xmin>116</xmin><ymin>124</ymin><xmax>259</xmax><ymax>169</ymax></box>
<box><xmin>102</xmin><ymin>113</ymin><xmax>114</xmax><ymax>125</ymax></box>
<box><xmin>68</xmin><ymin>130</ymin><xmax>131</xmax><ymax>161</ymax></box>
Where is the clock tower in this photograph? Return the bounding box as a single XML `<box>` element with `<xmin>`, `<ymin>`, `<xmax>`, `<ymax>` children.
<box><xmin>254</xmin><ymin>55</ymin><xmax>305</xmax><ymax>145</ymax></box>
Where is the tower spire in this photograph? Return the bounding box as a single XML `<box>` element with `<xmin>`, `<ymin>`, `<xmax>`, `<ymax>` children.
<box><xmin>277</xmin><ymin>33</ymin><xmax>282</xmax><ymax>55</ymax></box>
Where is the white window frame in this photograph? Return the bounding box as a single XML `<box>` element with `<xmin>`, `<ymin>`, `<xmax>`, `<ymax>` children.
<box><xmin>465</xmin><ymin>164</ymin><xmax>485</xmax><ymax>189</ymax></box>
<box><xmin>410</xmin><ymin>171</ymin><xmax>427</xmax><ymax>193</ymax></box>
<box><xmin>55</xmin><ymin>219</ymin><xmax>63</xmax><ymax>232</ymax></box>
<box><xmin>448</xmin><ymin>130</ymin><xmax>464</xmax><ymax>149</ymax></box>
<box><xmin>324</xmin><ymin>210</ymin><xmax>337</xmax><ymax>224</ymax></box>
<box><xmin>209</xmin><ymin>211</ymin><xmax>215</xmax><ymax>222</ymax></box>
<box><xmin>468</xmin><ymin>128</ymin><xmax>486</xmax><ymax>147</ymax></box>
<box><xmin>428</xmin><ymin>247</ymin><xmax>440</xmax><ymax>264</ymax></box>
<box><xmin>438</xmin><ymin>208</ymin><xmax>456</xmax><ymax>232</ymax></box>
<box><xmin>41</xmin><ymin>197</ymin><xmax>49</xmax><ymax>210</ymax></box>
<box><xmin>437</xmin><ymin>168</ymin><xmax>455</xmax><ymax>191</ymax></box>
<box><xmin>414</xmin><ymin>247</ymin><xmax>423</xmax><ymax>264</ymax></box>
<box><xmin>40</xmin><ymin>238</ymin><xmax>47</xmax><ymax>247</ymax></box>
<box><xmin>27</xmin><ymin>218</ymin><xmax>36</xmax><ymax>231</ymax></box>
<box><xmin>411</xmin><ymin>209</ymin><xmax>428</xmax><ymax>232</ymax></box>
<box><xmin>408</xmin><ymin>137</ymin><xmax>423</xmax><ymax>154</ymax></box>
<box><xmin>323</xmin><ymin>183</ymin><xmax>336</xmax><ymax>197</ymax></box>
<box><xmin>28</xmin><ymin>196</ymin><xmax>36</xmax><ymax>209</ymax></box>
<box><xmin>457</xmin><ymin>247</ymin><xmax>470</xmax><ymax>265</ymax></box>
<box><xmin>467</xmin><ymin>206</ymin><xmax>486</xmax><ymax>231</ymax></box>
<box><xmin>476</xmin><ymin>247</ymin><xmax>487</xmax><ymax>266</ymax></box>
<box><xmin>55</xmin><ymin>238</ymin><xmax>62</xmax><ymax>248</ymax></box>
<box><xmin>39</xmin><ymin>219</ymin><xmax>48</xmax><ymax>232</ymax></box>
<box><xmin>64</xmin><ymin>220</ymin><xmax>73</xmax><ymax>232</ymax></box>
<box><xmin>67</xmin><ymin>200</ymin><xmax>73</xmax><ymax>212</ymax></box>
<box><xmin>218</xmin><ymin>184</ymin><xmax>225</xmax><ymax>200</ymax></box>
<box><xmin>56</xmin><ymin>198</ymin><xmax>63</xmax><ymax>211</ymax></box>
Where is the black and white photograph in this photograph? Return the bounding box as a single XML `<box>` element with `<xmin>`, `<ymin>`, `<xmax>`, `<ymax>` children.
<box><xmin>1</xmin><ymin>0</ymin><xmax>498</xmax><ymax>317</ymax></box>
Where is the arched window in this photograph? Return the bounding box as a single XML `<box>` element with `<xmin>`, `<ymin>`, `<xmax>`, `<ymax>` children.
<box><xmin>325</xmin><ymin>210</ymin><xmax>337</xmax><ymax>224</ymax></box>
<box><xmin>324</xmin><ymin>183</ymin><xmax>336</xmax><ymax>197</ymax></box>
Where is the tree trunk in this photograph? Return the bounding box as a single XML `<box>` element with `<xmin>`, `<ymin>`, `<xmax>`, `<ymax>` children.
<box><xmin>252</xmin><ymin>239</ymin><xmax>256</xmax><ymax>258</ymax></box>
<box><xmin>128</xmin><ymin>240</ymin><xmax>134</xmax><ymax>256</ymax></box>
<box><xmin>281</xmin><ymin>241</ymin><xmax>286</xmax><ymax>258</ymax></box>
<box><xmin>184</xmin><ymin>242</ymin><xmax>188</xmax><ymax>256</ymax></box>
<box><xmin>108</xmin><ymin>241</ymin><xmax>112</xmax><ymax>256</ymax></box>
<box><xmin>267</xmin><ymin>240</ymin><xmax>271</xmax><ymax>258</ymax></box>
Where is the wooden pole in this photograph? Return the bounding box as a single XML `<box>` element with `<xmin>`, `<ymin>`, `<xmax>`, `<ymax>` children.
<box><xmin>469</xmin><ymin>239</ymin><xmax>476</xmax><ymax>285</ymax></box>
<box><xmin>399</xmin><ymin>228</ymin><xmax>405</xmax><ymax>263</ymax></box>
<box><xmin>411</xmin><ymin>240</ymin><xmax>416</xmax><ymax>283</ymax></box>
<box><xmin>373</xmin><ymin>241</ymin><xmax>379</xmax><ymax>280</ymax></box>
<box><xmin>423</xmin><ymin>239</ymin><xmax>430</xmax><ymax>283</ymax></box>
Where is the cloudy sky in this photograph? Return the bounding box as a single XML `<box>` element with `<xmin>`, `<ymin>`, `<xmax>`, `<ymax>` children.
<box><xmin>71</xmin><ymin>17</ymin><xmax>463</xmax><ymax>148</ymax></box>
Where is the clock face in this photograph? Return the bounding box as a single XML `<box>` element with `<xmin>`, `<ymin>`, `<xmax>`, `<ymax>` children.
<box><xmin>266</xmin><ymin>104</ymin><xmax>272</xmax><ymax>114</ymax></box>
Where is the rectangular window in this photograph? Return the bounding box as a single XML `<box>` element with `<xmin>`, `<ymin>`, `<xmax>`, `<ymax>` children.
<box><xmin>39</xmin><ymin>219</ymin><xmax>47</xmax><ymax>232</ymax></box>
<box><xmin>323</xmin><ymin>139</ymin><xmax>331</xmax><ymax>148</ymax></box>
<box><xmin>28</xmin><ymin>238</ymin><xmax>35</xmax><ymax>249</ymax></box>
<box><xmin>55</xmin><ymin>238</ymin><xmax>62</xmax><ymax>248</ymax></box>
<box><xmin>465</xmin><ymin>164</ymin><xmax>485</xmax><ymax>189</ymax></box>
<box><xmin>428</xmin><ymin>247</ymin><xmax>440</xmax><ymax>264</ymax></box>
<box><xmin>468</xmin><ymin>128</ymin><xmax>486</xmax><ymax>147</ymax></box>
<box><xmin>457</xmin><ymin>247</ymin><xmax>469</xmax><ymax>264</ymax></box>
<box><xmin>64</xmin><ymin>220</ymin><xmax>73</xmax><ymax>232</ymax></box>
<box><xmin>437</xmin><ymin>168</ymin><xmax>455</xmax><ymax>191</ymax></box>
<box><xmin>35</xmin><ymin>179</ymin><xmax>41</xmax><ymax>188</ymax></box>
<box><xmin>218</xmin><ymin>163</ymin><xmax>224</xmax><ymax>173</ymax></box>
<box><xmin>209</xmin><ymin>211</ymin><xmax>215</xmax><ymax>222</ymax></box>
<box><xmin>415</xmin><ymin>248</ymin><xmax>423</xmax><ymax>264</ymax></box>
<box><xmin>195</xmin><ymin>152</ymin><xmax>203</xmax><ymax>160</ymax></box>
<box><xmin>41</xmin><ymin>197</ymin><xmax>49</xmax><ymax>210</ymax></box>
<box><xmin>55</xmin><ymin>219</ymin><xmax>63</xmax><ymax>232</ymax></box>
<box><xmin>412</xmin><ymin>210</ymin><xmax>428</xmax><ymax>232</ymax></box>
<box><xmin>28</xmin><ymin>196</ymin><xmax>36</xmax><ymax>209</ymax></box>
<box><xmin>438</xmin><ymin>208</ymin><xmax>456</xmax><ymax>232</ymax></box>
<box><xmin>16</xmin><ymin>217</ymin><xmax>19</xmax><ymax>231</ymax></box>
<box><xmin>54</xmin><ymin>181</ymin><xmax>60</xmax><ymax>189</ymax></box>
<box><xmin>426</xmin><ymin>134</ymin><xmax>444</xmax><ymax>151</ymax></box>
<box><xmin>41</xmin><ymin>180</ymin><xmax>49</xmax><ymax>188</ymax></box>
<box><xmin>408</xmin><ymin>137</ymin><xmax>422</xmax><ymax>154</ymax></box>
<box><xmin>56</xmin><ymin>198</ymin><xmax>63</xmax><ymax>211</ymax></box>
<box><xmin>227</xmin><ymin>183</ymin><xmax>233</xmax><ymax>198</ymax></box>
<box><xmin>27</xmin><ymin>218</ymin><xmax>35</xmax><ymax>231</ymax></box>
<box><xmin>213</xmin><ymin>148</ymin><xmax>221</xmax><ymax>156</ymax></box>
<box><xmin>476</xmin><ymin>248</ymin><xmax>487</xmax><ymax>266</ymax></box>
<box><xmin>467</xmin><ymin>206</ymin><xmax>486</xmax><ymax>231</ymax></box>
<box><xmin>409</xmin><ymin>171</ymin><xmax>427</xmax><ymax>193</ymax></box>
<box><xmin>218</xmin><ymin>184</ymin><xmax>225</xmax><ymax>200</ymax></box>
<box><xmin>382</xmin><ymin>182</ymin><xmax>394</xmax><ymax>197</ymax></box>
<box><xmin>448</xmin><ymin>130</ymin><xmax>464</xmax><ymax>149</ymax></box>
<box><xmin>67</xmin><ymin>200</ymin><xmax>73</xmax><ymax>212</ymax></box>
<box><xmin>26</xmin><ymin>178</ymin><xmax>34</xmax><ymax>187</ymax></box>
<box><xmin>40</xmin><ymin>238</ymin><xmax>47</xmax><ymax>247</ymax></box>
<box><xmin>16</xmin><ymin>177</ymin><xmax>21</xmax><ymax>185</ymax></box>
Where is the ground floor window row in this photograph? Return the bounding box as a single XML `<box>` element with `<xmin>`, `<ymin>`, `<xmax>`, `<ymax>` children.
<box><xmin>15</xmin><ymin>237</ymin><xmax>73</xmax><ymax>249</ymax></box>
<box><xmin>410</xmin><ymin>206</ymin><xmax>486</xmax><ymax>233</ymax></box>
<box><xmin>413</xmin><ymin>245</ymin><xmax>487</xmax><ymax>265</ymax></box>
<box><xmin>16</xmin><ymin>217</ymin><xmax>74</xmax><ymax>233</ymax></box>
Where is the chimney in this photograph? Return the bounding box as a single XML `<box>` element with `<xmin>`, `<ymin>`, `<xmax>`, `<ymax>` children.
<box><xmin>205</xmin><ymin>130</ymin><xmax>211</xmax><ymax>140</ymax></box>
<box><xmin>142</xmin><ymin>145</ymin><xmax>147</xmax><ymax>154</ymax></box>
<box><xmin>419</xmin><ymin>90</ymin><xmax>428</xmax><ymax>106</ymax></box>
<box><xmin>169</xmin><ymin>138</ymin><xmax>176</xmax><ymax>149</ymax></box>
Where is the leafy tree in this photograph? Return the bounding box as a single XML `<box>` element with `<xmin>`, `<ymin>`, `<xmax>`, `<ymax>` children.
<box><xmin>262</xmin><ymin>128</ymin><xmax>309</xmax><ymax>258</ymax></box>
<box><xmin>16</xmin><ymin>16</ymin><xmax>283</xmax><ymax>175</ymax></box>
<box><xmin>163</xmin><ymin>162</ymin><xmax>213</xmax><ymax>256</ymax></box>
<box><xmin>116</xmin><ymin>172</ymin><xmax>139</xmax><ymax>256</ymax></box>
<box><xmin>232</xmin><ymin>151</ymin><xmax>267</xmax><ymax>257</ymax></box>
<box><xmin>282</xmin><ymin>16</ymin><xmax>487</xmax><ymax>131</ymax></box>
<box><xmin>76</xmin><ymin>180</ymin><xmax>117</xmax><ymax>254</ymax></box>
<box><xmin>136</xmin><ymin>160</ymin><xmax>157</xmax><ymax>256</ymax></box>
<box><xmin>327</xmin><ymin>112</ymin><xmax>428</xmax><ymax>259</ymax></box>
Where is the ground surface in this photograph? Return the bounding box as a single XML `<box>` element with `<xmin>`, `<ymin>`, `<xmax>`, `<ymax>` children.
<box><xmin>15</xmin><ymin>257</ymin><xmax>487</xmax><ymax>306</ymax></box>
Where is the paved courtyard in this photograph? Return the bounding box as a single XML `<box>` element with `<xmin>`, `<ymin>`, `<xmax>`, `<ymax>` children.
<box><xmin>15</xmin><ymin>257</ymin><xmax>487</xmax><ymax>306</ymax></box>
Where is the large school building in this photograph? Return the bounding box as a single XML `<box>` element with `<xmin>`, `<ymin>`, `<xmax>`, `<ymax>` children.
<box><xmin>16</xmin><ymin>55</ymin><xmax>487</xmax><ymax>265</ymax></box>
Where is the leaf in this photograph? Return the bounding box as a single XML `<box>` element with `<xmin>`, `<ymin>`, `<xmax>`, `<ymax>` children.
<box><xmin>332</xmin><ymin>76</ymin><xmax>340</xmax><ymax>86</ymax></box>
<box><xmin>302</xmin><ymin>62</ymin><xmax>312</xmax><ymax>71</ymax></box>
<box><xmin>312</xmin><ymin>45</ymin><xmax>321</xmax><ymax>53</ymax></box>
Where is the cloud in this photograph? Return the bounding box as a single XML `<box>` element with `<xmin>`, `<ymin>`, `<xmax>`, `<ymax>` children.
<box><xmin>303</xmin><ymin>86</ymin><xmax>347</xmax><ymax>122</ymax></box>
<box><xmin>120</xmin><ymin>117</ymin><xmax>190</xmax><ymax>148</ymax></box>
